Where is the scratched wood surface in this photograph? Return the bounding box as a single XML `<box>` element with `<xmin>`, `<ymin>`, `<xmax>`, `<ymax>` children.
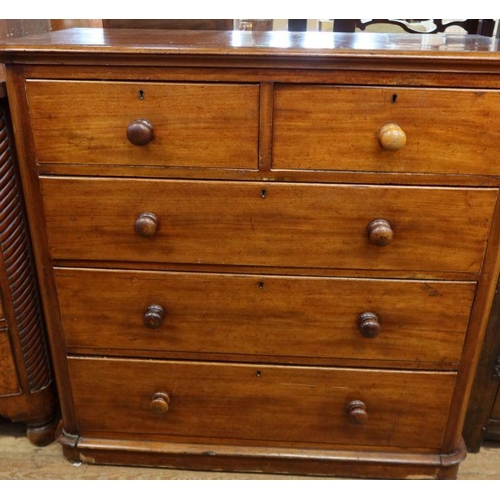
<box><xmin>0</xmin><ymin>419</ymin><xmax>498</xmax><ymax>479</ymax></box>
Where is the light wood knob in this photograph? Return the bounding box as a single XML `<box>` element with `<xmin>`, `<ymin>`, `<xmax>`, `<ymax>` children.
<box><xmin>358</xmin><ymin>312</ymin><xmax>380</xmax><ymax>338</ymax></box>
<box><xmin>127</xmin><ymin>119</ymin><xmax>155</xmax><ymax>146</ymax></box>
<box><xmin>378</xmin><ymin>123</ymin><xmax>406</xmax><ymax>151</ymax></box>
<box><xmin>367</xmin><ymin>219</ymin><xmax>394</xmax><ymax>247</ymax></box>
<box><xmin>134</xmin><ymin>212</ymin><xmax>159</xmax><ymax>238</ymax></box>
<box><xmin>150</xmin><ymin>392</ymin><xmax>170</xmax><ymax>414</ymax></box>
<box><xmin>144</xmin><ymin>304</ymin><xmax>165</xmax><ymax>329</ymax></box>
<box><xmin>346</xmin><ymin>400</ymin><xmax>368</xmax><ymax>425</ymax></box>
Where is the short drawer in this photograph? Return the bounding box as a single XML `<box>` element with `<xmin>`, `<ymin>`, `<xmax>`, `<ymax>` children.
<box><xmin>41</xmin><ymin>177</ymin><xmax>497</xmax><ymax>274</ymax></box>
<box><xmin>26</xmin><ymin>80</ymin><xmax>259</xmax><ymax>169</ymax></box>
<box><xmin>273</xmin><ymin>85</ymin><xmax>500</xmax><ymax>175</ymax></box>
<box><xmin>68</xmin><ymin>357</ymin><xmax>456</xmax><ymax>450</ymax></box>
<box><xmin>56</xmin><ymin>268</ymin><xmax>475</xmax><ymax>365</ymax></box>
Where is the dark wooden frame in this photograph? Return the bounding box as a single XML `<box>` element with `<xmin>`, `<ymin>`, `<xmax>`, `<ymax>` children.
<box><xmin>333</xmin><ymin>19</ymin><xmax>496</xmax><ymax>36</ymax></box>
<box><xmin>0</xmin><ymin>83</ymin><xmax>57</xmax><ymax>445</ymax></box>
<box><xmin>463</xmin><ymin>275</ymin><xmax>500</xmax><ymax>451</ymax></box>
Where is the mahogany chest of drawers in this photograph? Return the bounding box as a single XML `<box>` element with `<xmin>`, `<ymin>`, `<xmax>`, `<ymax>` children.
<box><xmin>2</xmin><ymin>28</ymin><xmax>500</xmax><ymax>478</ymax></box>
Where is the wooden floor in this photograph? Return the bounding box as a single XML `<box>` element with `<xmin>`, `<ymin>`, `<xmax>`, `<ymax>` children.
<box><xmin>1</xmin><ymin>419</ymin><xmax>499</xmax><ymax>480</ymax></box>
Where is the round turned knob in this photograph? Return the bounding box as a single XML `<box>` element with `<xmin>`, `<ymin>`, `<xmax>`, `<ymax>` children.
<box><xmin>134</xmin><ymin>212</ymin><xmax>159</xmax><ymax>238</ymax></box>
<box><xmin>378</xmin><ymin>123</ymin><xmax>406</xmax><ymax>151</ymax></box>
<box><xmin>358</xmin><ymin>312</ymin><xmax>380</xmax><ymax>339</ymax></box>
<box><xmin>367</xmin><ymin>219</ymin><xmax>394</xmax><ymax>247</ymax></box>
<box><xmin>346</xmin><ymin>400</ymin><xmax>368</xmax><ymax>425</ymax></box>
<box><xmin>144</xmin><ymin>304</ymin><xmax>165</xmax><ymax>329</ymax></box>
<box><xmin>127</xmin><ymin>118</ymin><xmax>155</xmax><ymax>146</ymax></box>
<box><xmin>150</xmin><ymin>392</ymin><xmax>170</xmax><ymax>414</ymax></box>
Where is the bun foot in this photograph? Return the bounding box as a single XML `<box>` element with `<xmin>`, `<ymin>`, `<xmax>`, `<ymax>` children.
<box><xmin>26</xmin><ymin>416</ymin><xmax>58</xmax><ymax>446</ymax></box>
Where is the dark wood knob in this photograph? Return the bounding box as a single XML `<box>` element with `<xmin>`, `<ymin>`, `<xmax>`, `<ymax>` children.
<box><xmin>134</xmin><ymin>212</ymin><xmax>158</xmax><ymax>238</ymax></box>
<box><xmin>127</xmin><ymin>119</ymin><xmax>155</xmax><ymax>146</ymax></box>
<box><xmin>378</xmin><ymin>123</ymin><xmax>406</xmax><ymax>151</ymax></box>
<box><xmin>367</xmin><ymin>219</ymin><xmax>394</xmax><ymax>247</ymax></box>
<box><xmin>346</xmin><ymin>400</ymin><xmax>368</xmax><ymax>425</ymax></box>
<box><xmin>358</xmin><ymin>312</ymin><xmax>380</xmax><ymax>338</ymax></box>
<box><xmin>150</xmin><ymin>392</ymin><xmax>170</xmax><ymax>414</ymax></box>
<box><xmin>144</xmin><ymin>304</ymin><xmax>165</xmax><ymax>329</ymax></box>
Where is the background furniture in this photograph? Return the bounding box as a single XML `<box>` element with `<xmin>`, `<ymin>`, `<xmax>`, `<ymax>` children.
<box><xmin>2</xmin><ymin>18</ymin><xmax>498</xmax><ymax>36</ymax></box>
<box><xmin>102</xmin><ymin>19</ymin><xmax>278</xmax><ymax>31</ymax></box>
<box><xmin>332</xmin><ymin>19</ymin><xmax>497</xmax><ymax>35</ymax></box>
<box><xmin>463</xmin><ymin>276</ymin><xmax>500</xmax><ymax>450</ymax></box>
<box><xmin>102</xmin><ymin>20</ymin><xmax>234</xmax><ymax>30</ymax></box>
<box><xmin>0</xmin><ymin>81</ymin><xmax>56</xmax><ymax>445</ymax></box>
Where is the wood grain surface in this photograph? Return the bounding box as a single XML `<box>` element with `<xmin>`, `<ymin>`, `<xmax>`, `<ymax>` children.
<box><xmin>40</xmin><ymin>177</ymin><xmax>497</xmax><ymax>274</ymax></box>
<box><xmin>0</xmin><ymin>330</ymin><xmax>19</xmax><ymax>396</ymax></box>
<box><xmin>55</xmin><ymin>267</ymin><xmax>475</xmax><ymax>365</ymax></box>
<box><xmin>273</xmin><ymin>85</ymin><xmax>500</xmax><ymax>175</ymax></box>
<box><xmin>1</xmin><ymin>29</ymin><xmax>499</xmax><ymax>62</ymax></box>
<box><xmin>26</xmin><ymin>80</ymin><xmax>259</xmax><ymax>169</ymax></box>
<box><xmin>1</xmin><ymin>419</ymin><xmax>498</xmax><ymax>479</ymax></box>
<box><xmin>67</xmin><ymin>356</ymin><xmax>456</xmax><ymax>450</ymax></box>
<box><xmin>463</xmin><ymin>275</ymin><xmax>500</xmax><ymax>451</ymax></box>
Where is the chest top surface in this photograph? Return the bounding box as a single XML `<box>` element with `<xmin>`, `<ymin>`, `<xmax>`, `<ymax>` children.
<box><xmin>0</xmin><ymin>28</ymin><xmax>499</xmax><ymax>68</ymax></box>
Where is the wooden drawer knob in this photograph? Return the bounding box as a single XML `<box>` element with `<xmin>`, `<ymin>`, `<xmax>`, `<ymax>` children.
<box><xmin>134</xmin><ymin>212</ymin><xmax>159</xmax><ymax>238</ymax></box>
<box><xmin>378</xmin><ymin>123</ymin><xmax>406</xmax><ymax>151</ymax></box>
<box><xmin>144</xmin><ymin>304</ymin><xmax>165</xmax><ymax>329</ymax></box>
<box><xmin>367</xmin><ymin>219</ymin><xmax>393</xmax><ymax>247</ymax></box>
<box><xmin>358</xmin><ymin>312</ymin><xmax>380</xmax><ymax>338</ymax></box>
<box><xmin>346</xmin><ymin>400</ymin><xmax>368</xmax><ymax>425</ymax></box>
<box><xmin>127</xmin><ymin>119</ymin><xmax>155</xmax><ymax>146</ymax></box>
<box><xmin>150</xmin><ymin>392</ymin><xmax>170</xmax><ymax>414</ymax></box>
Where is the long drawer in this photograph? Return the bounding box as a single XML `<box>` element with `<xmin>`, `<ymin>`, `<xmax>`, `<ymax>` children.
<box><xmin>26</xmin><ymin>80</ymin><xmax>259</xmax><ymax>169</ymax></box>
<box><xmin>68</xmin><ymin>357</ymin><xmax>456</xmax><ymax>450</ymax></box>
<box><xmin>273</xmin><ymin>85</ymin><xmax>500</xmax><ymax>175</ymax></box>
<box><xmin>41</xmin><ymin>177</ymin><xmax>497</xmax><ymax>273</ymax></box>
<box><xmin>56</xmin><ymin>267</ymin><xmax>475</xmax><ymax>365</ymax></box>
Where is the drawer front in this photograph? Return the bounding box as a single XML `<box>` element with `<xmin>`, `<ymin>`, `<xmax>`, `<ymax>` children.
<box><xmin>68</xmin><ymin>357</ymin><xmax>456</xmax><ymax>450</ymax></box>
<box><xmin>56</xmin><ymin>268</ymin><xmax>475</xmax><ymax>364</ymax></box>
<box><xmin>26</xmin><ymin>80</ymin><xmax>259</xmax><ymax>169</ymax></box>
<box><xmin>41</xmin><ymin>177</ymin><xmax>497</xmax><ymax>273</ymax></box>
<box><xmin>273</xmin><ymin>85</ymin><xmax>500</xmax><ymax>175</ymax></box>
<box><xmin>0</xmin><ymin>328</ymin><xmax>20</xmax><ymax>396</ymax></box>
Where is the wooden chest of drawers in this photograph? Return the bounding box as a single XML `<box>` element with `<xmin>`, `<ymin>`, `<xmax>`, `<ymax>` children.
<box><xmin>2</xmin><ymin>29</ymin><xmax>500</xmax><ymax>479</ymax></box>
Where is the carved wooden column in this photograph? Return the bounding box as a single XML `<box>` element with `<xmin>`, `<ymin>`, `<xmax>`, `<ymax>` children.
<box><xmin>0</xmin><ymin>84</ymin><xmax>57</xmax><ymax>445</ymax></box>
